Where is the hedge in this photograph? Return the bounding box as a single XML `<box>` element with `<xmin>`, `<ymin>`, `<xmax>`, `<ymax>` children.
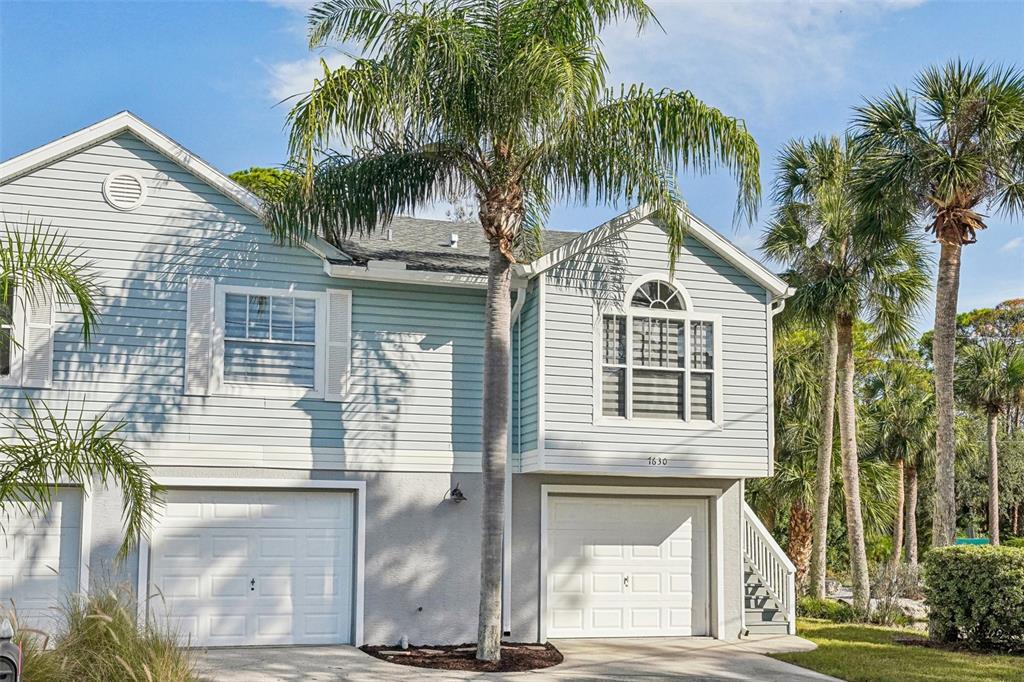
<box><xmin>923</xmin><ymin>546</ymin><xmax>1024</xmax><ymax>652</ymax></box>
<box><xmin>797</xmin><ymin>596</ymin><xmax>855</xmax><ymax>622</ymax></box>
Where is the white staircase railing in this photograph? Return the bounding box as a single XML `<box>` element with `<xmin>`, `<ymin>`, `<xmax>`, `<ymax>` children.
<box><xmin>742</xmin><ymin>502</ymin><xmax>796</xmax><ymax>634</ymax></box>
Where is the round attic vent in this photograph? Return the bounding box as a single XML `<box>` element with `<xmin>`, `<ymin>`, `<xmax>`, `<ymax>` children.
<box><xmin>102</xmin><ymin>170</ymin><xmax>147</xmax><ymax>211</ymax></box>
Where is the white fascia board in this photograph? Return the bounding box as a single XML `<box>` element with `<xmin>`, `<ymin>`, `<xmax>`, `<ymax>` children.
<box><xmin>0</xmin><ymin>111</ymin><xmax>353</xmax><ymax>265</ymax></box>
<box><xmin>325</xmin><ymin>262</ymin><xmax>488</xmax><ymax>289</ymax></box>
<box><xmin>515</xmin><ymin>204</ymin><xmax>794</xmax><ymax>300</ymax></box>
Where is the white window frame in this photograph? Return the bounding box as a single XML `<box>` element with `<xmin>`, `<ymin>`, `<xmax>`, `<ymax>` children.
<box><xmin>593</xmin><ymin>274</ymin><xmax>723</xmax><ymax>430</ymax></box>
<box><xmin>211</xmin><ymin>285</ymin><xmax>328</xmax><ymax>398</ymax></box>
<box><xmin>0</xmin><ymin>287</ymin><xmax>24</xmax><ymax>387</ymax></box>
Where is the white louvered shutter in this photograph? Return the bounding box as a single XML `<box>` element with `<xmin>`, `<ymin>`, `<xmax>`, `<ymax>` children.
<box><xmin>184</xmin><ymin>277</ymin><xmax>214</xmax><ymax>396</ymax></box>
<box><xmin>324</xmin><ymin>289</ymin><xmax>352</xmax><ymax>402</ymax></box>
<box><xmin>21</xmin><ymin>283</ymin><xmax>54</xmax><ymax>388</ymax></box>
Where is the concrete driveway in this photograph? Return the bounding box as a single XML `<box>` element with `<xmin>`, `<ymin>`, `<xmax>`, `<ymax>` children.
<box><xmin>196</xmin><ymin>635</ymin><xmax>840</xmax><ymax>681</ymax></box>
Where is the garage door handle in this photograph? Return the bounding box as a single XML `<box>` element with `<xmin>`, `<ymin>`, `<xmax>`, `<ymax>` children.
<box><xmin>250</xmin><ymin>578</ymin><xmax>256</xmax><ymax>592</ymax></box>
<box><xmin>623</xmin><ymin>576</ymin><xmax>629</xmax><ymax>588</ymax></box>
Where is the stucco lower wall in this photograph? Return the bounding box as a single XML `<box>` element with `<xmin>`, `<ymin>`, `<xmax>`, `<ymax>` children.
<box><xmin>83</xmin><ymin>468</ymin><xmax>743</xmax><ymax>646</ymax></box>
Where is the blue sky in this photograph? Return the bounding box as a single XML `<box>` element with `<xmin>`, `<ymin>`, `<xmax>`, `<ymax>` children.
<box><xmin>2</xmin><ymin>0</ymin><xmax>1022</xmax><ymax>332</ymax></box>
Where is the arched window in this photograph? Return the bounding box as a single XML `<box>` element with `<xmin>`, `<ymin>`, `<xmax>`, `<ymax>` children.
<box><xmin>600</xmin><ymin>276</ymin><xmax>717</xmax><ymax>423</ymax></box>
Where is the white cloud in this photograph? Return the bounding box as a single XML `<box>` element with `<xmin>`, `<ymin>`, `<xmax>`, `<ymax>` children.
<box><xmin>1001</xmin><ymin>236</ymin><xmax>1024</xmax><ymax>253</ymax></box>
<box><xmin>266</xmin><ymin>52</ymin><xmax>352</xmax><ymax>103</ymax></box>
<box><xmin>599</xmin><ymin>0</ymin><xmax>925</xmax><ymax>117</ymax></box>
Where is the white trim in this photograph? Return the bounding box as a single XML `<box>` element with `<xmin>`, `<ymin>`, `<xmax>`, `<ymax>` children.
<box><xmin>211</xmin><ymin>284</ymin><xmax>328</xmax><ymax>399</ymax></box>
<box><xmin>503</xmin><ymin>285</ymin><xmax>527</xmax><ymax>634</ymax></box>
<box><xmin>539</xmin><ymin>484</ymin><xmax>720</xmax><ymax>641</ymax></box>
<box><xmin>139</xmin><ymin>477</ymin><xmax>366</xmax><ymax>647</ymax></box>
<box><xmin>325</xmin><ymin>262</ymin><xmax>487</xmax><ymax>289</ymax></box>
<box><xmin>623</xmin><ymin>272</ymin><xmax>695</xmax><ymax>311</ymax></box>
<box><xmin>766</xmin><ymin>295</ymin><xmax>777</xmax><ymax>476</ymax></box>
<box><xmin>515</xmin><ymin>204</ymin><xmax>794</xmax><ymax>299</ymax></box>
<box><xmin>101</xmin><ymin>169</ymin><xmax>148</xmax><ymax>211</ymax></box>
<box><xmin>714</xmin><ymin>493</ymin><xmax>726</xmax><ymax>638</ymax></box>
<box><xmin>0</xmin><ymin>111</ymin><xmax>350</xmax><ymax>264</ymax></box>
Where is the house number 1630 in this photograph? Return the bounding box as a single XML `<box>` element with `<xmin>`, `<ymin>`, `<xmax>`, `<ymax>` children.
<box><xmin>647</xmin><ymin>457</ymin><xmax>669</xmax><ymax>466</ymax></box>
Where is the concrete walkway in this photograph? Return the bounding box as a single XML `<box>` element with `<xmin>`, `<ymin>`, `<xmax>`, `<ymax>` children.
<box><xmin>196</xmin><ymin>635</ymin><xmax>840</xmax><ymax>681</ymax></box>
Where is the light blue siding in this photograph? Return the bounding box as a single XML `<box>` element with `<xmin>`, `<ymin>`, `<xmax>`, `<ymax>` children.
<box><xmin>512</xmin><ymin>279</ymin><xmax>540</xmax><ymax>463</ymax></box>
<box><xmin>538</xmin><ymin>219</ymin><xmax>772</xmax><ymax>477</ymax></box>
<box><xmin>0</xmin><ymin>133</ymin><xmax>486</xmax><ymax>472</ymax></box>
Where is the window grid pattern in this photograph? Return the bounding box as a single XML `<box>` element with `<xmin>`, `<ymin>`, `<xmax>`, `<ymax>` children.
<box><xmin>0</xmin><ymin>287</ymin><xmax>12</xmax><ymax>378</ymax></box>
<box><xmin>600</xmin><ymin>279</ymin><xmax>716</xmax><ymax>422</ymax></box>
<box><xmin>224</xmin><ymin>293</ymin><xmax>317</xmax><ymax>388</ymax></box>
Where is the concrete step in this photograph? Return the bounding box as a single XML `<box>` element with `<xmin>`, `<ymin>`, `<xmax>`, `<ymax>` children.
<box><xmin>745</xmin><ymin>595</ymin><xmax>779</xmax><ymax>610</ymax></box>
<box><xmin>746</xmin><ymin>620</ymin><xmax>791</xmax><ymax>635</ymax></box>
<box><xmin>746</xmin><ymin>608</ymin><xmax>786</xmax><ymax>623</ymax></box>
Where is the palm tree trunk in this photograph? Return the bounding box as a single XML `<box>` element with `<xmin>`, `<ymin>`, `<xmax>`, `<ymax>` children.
<box><xmin>932</xmin><ymin>240</ymin><xmax>962</xmax><ymax>547</ymax></box>
<box><xmin>477</xmin><ymin>247</ymin><xmax>511</xmax><ymax>661</ymax></box>
<box><xmin>810</xmin><ymin>321</ymin><xmax>838</xmax><ymax>599</ymax></box>
<box><xmin>788</xmin><ymin>500</ymin><xmax>813</xmax><ymax>592</ymax></box>
<box><xmin>890</xmin><ymin>459</ymin><xmax>905</xmax><ymax>566</ymax></box>
<box><xmin>988</xmin><ymin>410</ymin><xmax>1000</xmax><ymax>546</ymax></box>
<box><xmin>836</xmin><ymin>316</ymin><xmax>870</xmax><ymax>614</ymax></box>
<box><xmin>905</xmin><ymin>465</ymin><xmax>919</xmax><ymax>570</ymax></box>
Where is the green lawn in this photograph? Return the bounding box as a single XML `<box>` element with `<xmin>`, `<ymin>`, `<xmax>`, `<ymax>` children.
<box><xmin>771</xmin><ymin>619</ymin><xmax>1024</xmax><ymax>682</ymax></box>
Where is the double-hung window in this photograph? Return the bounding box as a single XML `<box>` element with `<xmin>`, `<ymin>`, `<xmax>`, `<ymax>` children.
<box><xmin>0</xmin><ymin>286</ymin><xmax>13</xmax><ymax>380</ymax></box>
<box><xmin>600</xmin><ymin>278</ymin><xmax>719</xmax><ymax>424</ymax></box>
<box><xmin>221</xmin><ymin>290</ymin><xmax>321</xmax><ymax>392</ymax></box>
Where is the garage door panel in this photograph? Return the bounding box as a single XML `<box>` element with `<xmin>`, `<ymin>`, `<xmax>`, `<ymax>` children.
<box><xmin>149</xmin><ymin>489</ymin><xmax>355</xmax><ymax>647</ymax></box>
<box><xmin>546</xmin><ymin>494</ymin><xmax>708</xmax><ymax>639</ymax></box>
<box><xmin>0</xmin><ymin>488</ymin><xmax>83</xmax><ymax>629</ymax></box>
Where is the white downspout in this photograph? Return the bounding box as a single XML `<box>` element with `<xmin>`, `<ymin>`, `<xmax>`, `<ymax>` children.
<box><xmin>503</xmin><ymin>285</ymin><xmax>527</xmax><ymax>636</ymax></box>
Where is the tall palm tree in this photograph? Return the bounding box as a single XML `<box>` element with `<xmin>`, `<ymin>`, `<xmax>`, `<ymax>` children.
<box><xmin>1</xmin><ymin>219</ymin><xmax>160</xmax><ymax>558</ymax></box>
<box><xmin>955</xmin><ymin>342</ymin><xmax>1024</xmax><ymax>545</ymax></box>
<box><xmin>864</xmin><ymin>358</ymin><xmax>934</xmax><ymax>566</ymax></box>
<box><xmin>264</xmin><ymin>0</ymin><xmax>761</xmax><ymax>660</ymax></box>
<box><xmin>853</xmin><ymin>61</ymin><xmax>1024</xmax><ymax>547</ymax></box>
<box><xmin>762</xmin><ymin>135</ymin><xmax>930</xmax><ymax>613</ymax></box>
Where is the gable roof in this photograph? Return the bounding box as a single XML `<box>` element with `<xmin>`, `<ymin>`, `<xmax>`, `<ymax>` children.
<box><xmin>515</xmin><ymin>204</ymin><xmax>794</xmax><ymax>299</ymax></box>
<box><xmin>0</xmin><ymin>111</ymin><xmax>347</xmax><ymax>263</ymax></box>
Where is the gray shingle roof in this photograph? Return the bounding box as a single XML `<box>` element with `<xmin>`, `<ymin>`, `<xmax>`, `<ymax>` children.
<box><xmin>332</xmin><ymin>216</ymin><xmax>582</xmax><ymax>274</ymax></box>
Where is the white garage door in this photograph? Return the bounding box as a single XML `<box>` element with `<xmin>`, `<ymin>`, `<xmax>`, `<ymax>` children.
<box><xmin>148</xmin><ymin>488</ymin><xmax>355</xmax><ymax>647</ymax></box>
<box><xmin>0</xmin><ymin>487</ymin><xmax>83</xmax><ymax>630</ymax></box>
<box><xmin>546</xmin><ymin>495</ymin><xmax>708</xmax><ymax>638</ymax></box>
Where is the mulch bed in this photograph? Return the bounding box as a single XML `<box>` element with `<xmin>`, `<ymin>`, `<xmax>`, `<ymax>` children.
<box><xmin>361</xmin><ymin>642</ymin><xmax>563</xmax><ymax>672</ymax></box>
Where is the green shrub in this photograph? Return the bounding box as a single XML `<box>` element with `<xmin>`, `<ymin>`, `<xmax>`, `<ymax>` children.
<box><xmin>16</xmin><ymin>586</ymin><xmax>201</xmax><ymax>682</ymax></box>
<box><xmin>797</xmin><ymin>596</ymin><xmax>855</xmax><ymax>622</ymax></box>
<box><xmin>1005</xmin><ymin>537</ymin><xmax>1024</xmax><ymax>549</ymax></box>
<box><xmin>923</xmin><ymin>546</ymin><xmax>1024</xmax><ymax>653</ymax></box>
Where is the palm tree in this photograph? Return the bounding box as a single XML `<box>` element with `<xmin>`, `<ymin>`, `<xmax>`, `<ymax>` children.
<box><xmin>762</xmin><ymin>135</ymin><xmax>930</xmax><ymax>613</ymax></box>
<box><xmin>1</xmin><ymin>219</ymin><xmax>160</xmax><ymax>558</ymax></box>
<box><xmin>865</xmin><ymin>357</ymin><xmax>935</xmax><ymax>566</ymax></box>
<box><xmin>264</xmin><ymin>0</ymin><xmax>761</xmax><ymax>660</ymax></box>
<box><xmin>853</xmin><ymin>60</ymin><xmax>1024</xmax><ymax>547</ymax></box>
<box><xmin>955</xmin><ymin>342</ymin><xmax>1024</xmax><ymax>544</ymax></box>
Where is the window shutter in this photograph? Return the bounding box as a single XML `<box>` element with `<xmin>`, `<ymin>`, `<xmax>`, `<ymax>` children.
<box><xmin>184</xmin><ymin>276</ymin><xmax>214</xmax><ymax>396</ymax></box>
<box><xmin>324</xmin><ymin>289</ymin><xmax>352</xmax><ymax>402</ymax></box>
<box><xmin>21</xmin><ymin>283</ymin><xmax>54</xmax><ymax>388</ymax></box>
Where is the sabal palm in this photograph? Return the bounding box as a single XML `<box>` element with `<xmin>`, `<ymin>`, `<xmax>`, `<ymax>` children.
<box><xmin>865</xmin><ymin>358</ymin><xmax>934</xmax><ymax>565</ymax></box>
<box><xmin>265</xmin><ymin>0</ymin><xmax>760</xmax><ymax>660</ymax></box>
<box><xmin>762</xmin><ymin>135</ymin><xmax>930</xmax><ymax>612</ymax></box>
<box><xmin>0</xmin><ymin>219</ymin><xmax>159</xmax><ymax>558</ymax></box>
<box><xmin>955</xmin><ymin>342</ymin><xmax>1024</xmax><ymax>545</ymax></box>
<box><xmin>853</xmin><ymin>60</ymin><xmax>1024</xmax><ymax>547</ymax></box>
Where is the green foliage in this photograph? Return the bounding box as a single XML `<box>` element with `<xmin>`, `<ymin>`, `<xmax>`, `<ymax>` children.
<box><xmin>0</xmin><ymin>400</ymin><xmax>162</xmax><ymax>559</ymax></box>
<box><xmin>229</xmin><ymin>166</ymin><xmax>296</xmax><ymax>201</ymax></box>
<box><xmin>1</xmin><ymin>218</ymin><xmax>101</xmax><ymax>344</ymax></box>
<box><xmin>923</xmin><ymin>546</ymin><xmax>1024</xmax><ymax>652</ymax></box>
<box><xmin>797</xmin><ymin>596</ymin><xmax>855</xmax><ymax>622</ymax></box>
<box><xmin>15</xmin><ymin>586</ymin><xmax>201</xmax><ymax>681</ymax></box>
<box><xmin>955</xmin><ymin>341</ymin><xmax>1024</xmax><ymax>416</ymax></box>
<box><xmin>266</xmin><ymin>0</ymin><xmax>762</xmax><ymax>270</ymax></box>
<box><xmin>1005</xmin><ymin>537</ymin><xmax>1024</xmax><ymax>548</ymax></box>
<box><xmin>919</xmin><ymin>298</ymin><xmax>1024</xmax><ymax>362</ymax></box>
